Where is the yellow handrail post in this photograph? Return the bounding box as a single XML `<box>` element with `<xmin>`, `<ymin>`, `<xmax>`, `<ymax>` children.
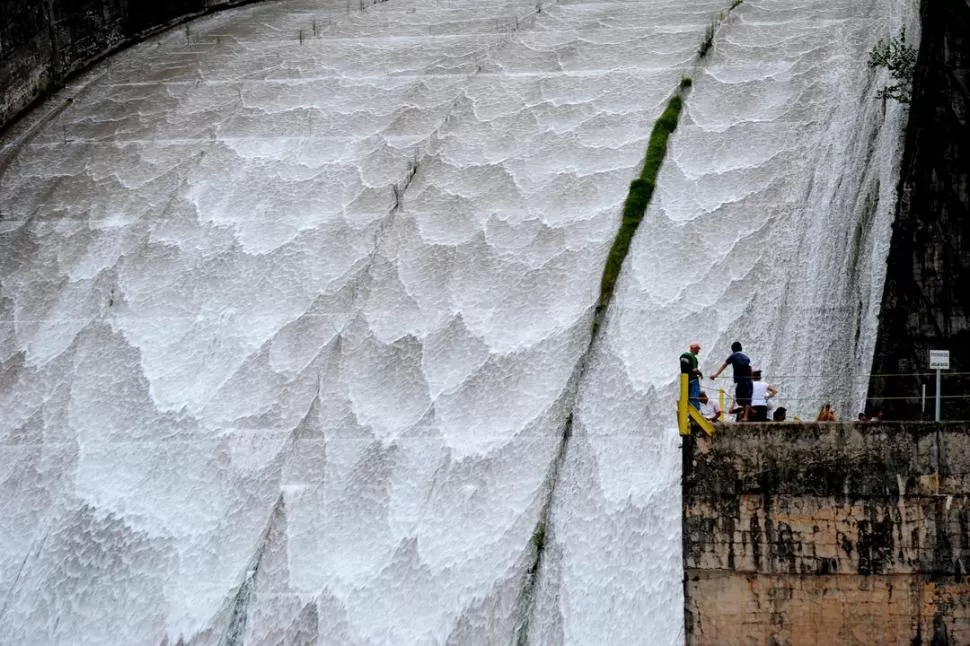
<box><xmin>678</xmin><ymin>373</ymin><xmax>689</xmax><ymax>435</ymax></box>
<box><xmin>689</xmin><ymin>405</ymin><xmax>716</xmax><ymax>436</ymax></box>
<box><xmin>718</xmin><ymin>388</ymin><xmax>725</xmax><ymax>415</ymax></box>
<box><xmin>680</xmin><ymin>374</ymin><xmax>715</xmax><ymax>436</ymax></box>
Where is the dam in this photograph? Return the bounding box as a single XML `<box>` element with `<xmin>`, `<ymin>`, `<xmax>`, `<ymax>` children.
<box><xmin>0</xmin><ymin>0</ymin><xmax>933</xmax><ymax>643</ymax></box>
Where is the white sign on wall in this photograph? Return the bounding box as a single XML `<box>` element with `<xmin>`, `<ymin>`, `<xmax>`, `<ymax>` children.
<box><xmin>929</xmin><ymin>350</ymin><xmax>950</xmax><ymax>370</ymax></box>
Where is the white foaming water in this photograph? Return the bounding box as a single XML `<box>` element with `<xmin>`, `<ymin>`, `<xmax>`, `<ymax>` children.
<box><xmin>530</xmin><ymin>0</ymin><xmax>919</xmax><ymax>643</ymax></box>
<box><xmin>0</xmin><ymin>0</ymin><xmax>916</xmax><ymax>644</ymax></box>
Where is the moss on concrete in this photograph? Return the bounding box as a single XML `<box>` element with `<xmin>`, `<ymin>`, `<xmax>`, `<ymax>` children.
<box><xmin>598</xmin><ymin>93</ymin><xmax>684</xmax><ymax>308</ymax></box>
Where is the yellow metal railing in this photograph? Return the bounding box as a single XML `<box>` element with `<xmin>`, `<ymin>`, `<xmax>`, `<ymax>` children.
<box><xmin>679</xmin><ymin>374</ymin><xmax>716</xmax><ymax>436</ymax></box>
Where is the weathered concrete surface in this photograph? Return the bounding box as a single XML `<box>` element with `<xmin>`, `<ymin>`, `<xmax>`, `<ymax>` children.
<box><xmin>687</xmin><ymin>574</ymin><xmax>970</xmax><ymax>645</ymax></box>
<box><xmin>0</xmin><ymin>0</ymin><xmax>267</xmax><ymax>131</ymax></box>
<box><xmin>868</xmin><ymin>0</ymin><xmax>970</xmax><ymax>420</ymax></box>
<box><xmin>683</xmin><ymin>423</ymin><xmax>970</xmax><ymax>645</ymax></box>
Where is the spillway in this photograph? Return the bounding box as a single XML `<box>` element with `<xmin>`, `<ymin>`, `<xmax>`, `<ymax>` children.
<box><xmin>0</xmin><ymin>0</ymin><xmax>917</xmax><ymax>644</ymax></box>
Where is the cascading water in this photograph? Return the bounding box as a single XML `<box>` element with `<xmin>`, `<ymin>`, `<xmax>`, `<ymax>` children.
<box><xmin>533</xmin><ymin>0</ymin><xmax>920</xmax><ymax>642</ymax></box>
<box><xmin>0</xmin><ymin>0</ymin><xmax>917</xmax><ymax>644</ymax></box>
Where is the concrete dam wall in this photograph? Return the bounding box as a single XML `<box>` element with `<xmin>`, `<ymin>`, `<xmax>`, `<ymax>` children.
<box><xmin>0</xmin><ymin>0</ymin><xmax>950</xmax><ymax>643</ymax></box>
<box><xmin>683</xmin><ymin>422</ymin><xmax>970</xmax><ymax>645</ymax></box>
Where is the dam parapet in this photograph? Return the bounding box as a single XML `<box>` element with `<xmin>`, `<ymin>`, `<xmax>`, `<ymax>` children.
<box><xmin>683</xmin><ymin>422</ymin><xmax>970</xmax><ymax>644</ymax></box>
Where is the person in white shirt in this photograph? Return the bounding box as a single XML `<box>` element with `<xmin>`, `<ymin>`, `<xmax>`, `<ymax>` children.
<box><xmin>698</xmin><ymin>391</ymin><xmax>721</xmax><ymax>422</ymax></box>
<box><xmin>750</xmin><ymin>370</ymin><xmax>778</xmax><ymax>421</ymax></box>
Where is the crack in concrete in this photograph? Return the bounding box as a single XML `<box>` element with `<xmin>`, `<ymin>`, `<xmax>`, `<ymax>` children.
<box><xmin>217</xmin><ymin>493</ymin><xmax>286</xmax><ymax>646</ymax></box>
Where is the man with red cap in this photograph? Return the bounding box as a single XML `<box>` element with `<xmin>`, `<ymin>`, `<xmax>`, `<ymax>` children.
<box><xmin>680</xmin><ymin>343</ymin><xmax>704</xmax><ymax>409</ymax></box>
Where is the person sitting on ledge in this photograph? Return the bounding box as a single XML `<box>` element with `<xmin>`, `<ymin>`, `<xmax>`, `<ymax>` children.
<box><xmin>698</xmin><ymin>391</ymin><xmax>721</xmax><ymax>422</ymax></box>
<box><xmin>816</xmin><ymin>403</ymin><xmax>837</xmax><ymax>421</ymax></box>
<box><xmin>772</xmin><ymin>407</ymin><xmax>787</xmax><ymax>421</ymax></box>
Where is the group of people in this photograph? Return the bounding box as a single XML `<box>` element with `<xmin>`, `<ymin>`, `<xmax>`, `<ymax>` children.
<box><xmin>680</xmin><ymin>341</ymin><xmax>784</xmax><ymax>422</ymax></box>
<box><xmin>681</xmin><ymin>342</ymin><xmax>883</xmax><ymax>424</ymax></box>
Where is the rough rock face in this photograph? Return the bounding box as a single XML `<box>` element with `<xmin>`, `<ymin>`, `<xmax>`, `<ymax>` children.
<box><xmin>869</xmin><ymin>0</ymin><xmax>970</xmax><ymax>421</ymax></box>
<box><xmin>0</xmin><ymin>0</ymin><xmax>260</xmax><ymax>129</ymax></box>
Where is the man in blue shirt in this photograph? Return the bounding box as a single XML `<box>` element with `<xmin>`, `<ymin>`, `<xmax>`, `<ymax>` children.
<box><xmin>710</xmin><ymin>341</ymin><xmax>753</xmax><ymax>420</ymax></box>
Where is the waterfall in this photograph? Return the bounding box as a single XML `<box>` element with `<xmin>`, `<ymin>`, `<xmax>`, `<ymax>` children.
<box><xmin>533</xmin><ymin>0</ymin><xmax>920</xmax><ymax>642</ymax></box>
<box><xmin>0</xmin><ymin>0</ymin><xmax>918</xmax><ymax>643</ymax></box>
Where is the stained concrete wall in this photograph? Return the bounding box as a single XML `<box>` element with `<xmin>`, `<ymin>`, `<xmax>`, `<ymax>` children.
<box><xmin>683</xmin><ymin>422</ymin><xmax>970</xmax><ymax>645</ymax></box>
<box><xmin>0</xmin><ymin>0</ymin><xmax>267</xmax><ymax>131</ymax></box>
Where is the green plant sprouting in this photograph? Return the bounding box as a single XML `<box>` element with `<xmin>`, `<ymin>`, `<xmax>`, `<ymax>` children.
<box><xmin>698</xmin><ymin>21</ymin><xmax>715</xmax><ymax>58</ymax></box>
<box><xmin>698</xmin><ymin>0</ymin><xmax>743</xmax><ymax>59</ymax></box>
<box><xmin>868</xmin><ymin>28</ymin><xmax>917</xmax><ymax>104</ymax></box>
